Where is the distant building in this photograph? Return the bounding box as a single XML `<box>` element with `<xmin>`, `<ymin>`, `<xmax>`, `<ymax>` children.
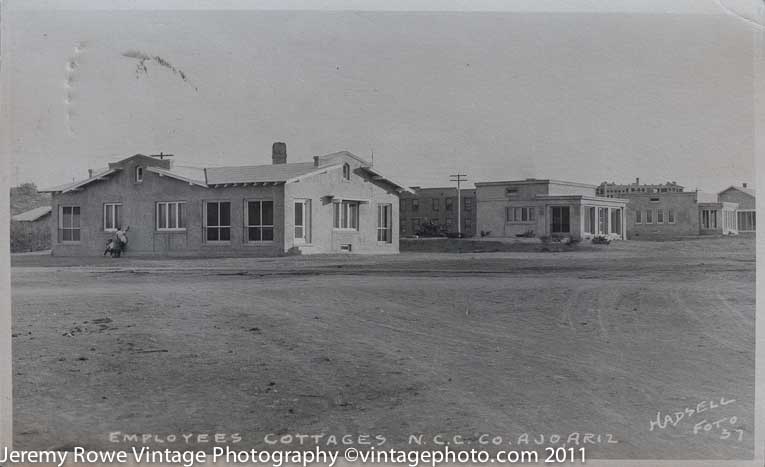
<box><xmin>597</xmin><ymin>178</ymin><xmax>684</xmax><ymax>197</ymax></box>
<box><xmin>399</xmin><ymin>187</ymin><xmax>477</xmax><ymax>237</ymax></box>
<box><xmin>623</xmin><ymin>190</ymin><xmax>739</xmax><ymax>238</ymax></box>
<box><xmin>11</xmin><ymin>206</ymin><xmax>52</xmax><ymax>252</ymax></box>
<box><xmin>40</xmin><ymin>143</ymin><xmax>411</xmax><ymax>256</ymax></box>
<box><xmin>718</xmin><ymin>183</ymin><xmax>755</xmax><ymax>232</ymax></box>
<box><xmin>475</xmin><ymin>179</ymin><xmax>628</xmax><ymax>240</ymax></box>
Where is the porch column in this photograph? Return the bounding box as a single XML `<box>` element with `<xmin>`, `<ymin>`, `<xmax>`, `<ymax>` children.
<box><xmin>622</xmin><ymin>207</ymin><xmax>627</xmax><ymax>239</ymax></box>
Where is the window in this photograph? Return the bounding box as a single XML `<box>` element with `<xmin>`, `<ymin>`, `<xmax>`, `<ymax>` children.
<box><xmin>506</xmin><ymin>207</ymin><xmax>535</xmax><ymax>222</ymax></box>
<box><xmin>505</xmin><ymin>188</ymin><xmax>518</xmax><ymax>197</ymax></box>
<box><xmin>738</xmin><ymin>210</ymin><xmax>756</xmax><ymax>231</ymax></box>
<box><xmin>412</xmin><ymin>218</ymin><xmax>421</xmax><ymax>232</ymax></box>
<box><xmin>377</xmin><ymin>204</ymin><xmax>392</xmax><ymax>243</ymax></box>
<box><xmin>650</xmin><ymin>197</ymin><xmax>660</xmax><ymax>202</ymax></box>
<box><xmin>635</xmin><ymin>209</ymin><xmax>642</xmax><ymax>224</ymax></box>
<box><xmin>400</xmin><ymin>220</ymin><xmax>407</xmax><ymax>234</ymax></box>
<box><xmin>551</xmin><ymin>206</ymin><xmax>570</xmax><ymax>233</ymax></box>
<box><xmin>294</xmin><ymin>200</ymin><xmax>310</xmax><ymax>243</ymax></box>
<box><xmin>645</xmin><ymin>209</ymin><xmax>653</xmax><ymax>224</ymax></box>
<box><xmin>584</xmin><ymin>206</ymin><xmax>595</xmax><ymax>233</ymax></box>
<box><xmin>610</xmin><ymin>208</ymin><xmax>622</xmax><ymax>235</ymax></box>
<box><xmin>464</xmin><ymin>217</ymin><xmax>472</xmax><ymax>231</ymax></box>
<box><xmin>657</xmin><ymin>209</ymin><xmax>664</xmax><ymax>224</ymax></box>
<box><xmin>432</xmin><ymin>199</ymin><xmax>439</xmax><ymax>211</ymax></box>
<box><xmin>205</xmin><ymin>201</ymin><xmax>231</xmax><ymax>242</ymax></box>
<box><xmin>400</xmin><ymin>199</ymin><xmax>408</xmax><ymax>211</ymax></box>
<box><xmin>342</xmin><ymin>163</ymin><xmax>351</xmax><ymax>180</ymax></box>
<box><xmin>464</xmin><ymin>198</ymin><xmax>473</xmax><ymax>210</ymax></box>
<box><xmin>667</xmin><ymin>209</ymin><xmax>675</xmax><ymax>224</ymax></box>
<box><xmin>156</xmin><ymin>202</ymin><xmax>186</xmax><ymax>230</ymax></box>
<box><xmin>445</xmin><ymin>198</ymin><xmax>453</xmax><ymax>211</ymax></box>
<box><xmin>103</xmin><ymin>203</ymin><xmax>122</xmax><ymax>231</ymax></box>
<box><xmin>333</xmin><ymin>200</ymin><xmax>359</xmax><ymax>230</ymax></box>
<box><xmin>598</xmin><ymin>207</ymin><xmax>609</xmax><ymax>234</ymax></box>
<box><xmin>701</xmin><ymin>209</ymin><xmax>718</xmax><ymax>229</ymax></box>
<box><xmin>411</xmin><ymin>199</ymin><xmax>419</xmax><ymax>212</ymax></box>
<box><xmin>246</xmin><ymin>200</ymin><xmax>274</xmax><ymax>242</ymax></box>
<box><xmin>59</xmin><ymin>206</ymin><xmax>81</xmax><ymax>242</ymax></box>
<box><xmin>135</xmin><ymin>166</ymin><xmax>143</xmax><ymax>182</ymax></box>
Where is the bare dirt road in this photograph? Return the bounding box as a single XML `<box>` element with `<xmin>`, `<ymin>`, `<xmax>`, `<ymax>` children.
<box><xmin>11</xmin><ymin>237</ymin><xmax>755</xmax><ymax>459</ymax></box>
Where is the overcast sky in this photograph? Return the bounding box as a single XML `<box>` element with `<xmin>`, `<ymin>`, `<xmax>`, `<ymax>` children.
<box><xmin>1</xmin><ymin>2</ymin><xmax>760</xmax><ymax>192</ymax></box>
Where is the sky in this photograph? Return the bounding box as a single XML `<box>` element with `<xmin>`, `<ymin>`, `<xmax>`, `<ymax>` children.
<box><xmin>1</xmin><ymin>2</ymin><xmax>761</xmax><ymax>192</ymax></box>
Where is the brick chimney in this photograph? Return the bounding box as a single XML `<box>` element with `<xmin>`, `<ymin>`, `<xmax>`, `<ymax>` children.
<box><xmin>88</xmin><ymin>169</ymin><xmax>93</xmax><ymax>178</ymax></box>
<box><xmin>635</xmin><ymin>177</ymin><xmax>639</xmax><ymax>185</ymax></box>
<box><xmin>272</xmin><ymin>142</ymin><xmax>287</xmax><ymax>165</ymax></box>
<box><xmin>743</xmin><ymin>182</ymin><xmax>748</xmax><ymax>188</ymax></box>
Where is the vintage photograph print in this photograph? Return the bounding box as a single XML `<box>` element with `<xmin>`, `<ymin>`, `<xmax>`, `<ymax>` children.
<box><xmin>1</xmin><ymin>0</ymin><xmax>761</xmax><ymax>465</ymax></box>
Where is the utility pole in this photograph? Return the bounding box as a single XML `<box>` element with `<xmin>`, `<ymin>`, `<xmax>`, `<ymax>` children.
<box><xmin>449</xmin><ymin>173</ymin><xmax>468</xmax><ymax>237</ymax></box>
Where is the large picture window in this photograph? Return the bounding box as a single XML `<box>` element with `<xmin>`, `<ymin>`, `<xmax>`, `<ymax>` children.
<box><xmin>103</xmin><ymin>203</ymin><xmax>122</xmax><ymax>231</ymax></box>
<box><xmin>598</xmin><ymin>207</ymin><xmax>609</xmax><ymax>234</ymax></box>
<box><xmin>377</xmin><ymin>204</ymin><xmax>392</xmax><ymax>243</ymax></box>
<box><xmin>738</xmin><ymin>210</ymin><xmax>755</xmax><ymax>231</ymax></box>
<box><xmin>156</xmin><ymin>202</ymin><xmax>186</xmax><ymax>230</ymax></box>
<box><xmin>59</xmin><ymin>206</ymin><xmax>81</xmax><ymax>242</ymax></box>
<box><xmin>205</xmin><ymin>201</ymin><xmax>231</xmax><ymax>242</ymax></box>
<box><xmin>610</xmin><ymin>208</ymin><xmax>622</xmax><ymax>235</ymax></box>
<box><xmin>246</xmin><ymin>200</ymin><xmax>274</xmax><ymax>242</ymax></box>
<box><xmin>333</xmin><ymin>201</ymin><xmax>359</xmax><ymax>230</ymax></box>
<box><xmin>584</xmin><ymin>206</ymin><xmax>595</xmax><ymax>233</ymax></box>
<box><xmin>701</xmin><ymin>209</ymin><xmax>718</xmax><ymax>229</ymax></box>
<box><xmin>551</xmin><ymin>206</ymin><xmax>570</xmax><ymax>233</ymax></box>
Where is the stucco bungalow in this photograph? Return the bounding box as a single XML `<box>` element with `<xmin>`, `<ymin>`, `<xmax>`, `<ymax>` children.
<box><xmin>40</xmin><ymin>143</ymin><xmax>411</xmax><ymax>256</ymax></box>
<box><xmin>475</xmin><ymin>179</ymin><xmax>628</xmax><ymax>241</ymax></box>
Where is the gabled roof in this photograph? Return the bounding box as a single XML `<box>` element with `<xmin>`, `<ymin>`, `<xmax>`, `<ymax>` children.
<box><xmin>718</xmin><ymin>185</ymin><xmax>755</xmax><ymax>198</ymax></box>
<box><xmin>40</xmin><ymin>150</ymin><xmax>410</xmax><ymax>194</ymax></box>
<box><xmin>12</xmin><ymin>206</ymin><xmax>52</xmax><ymax>222</ymax></box>
<box><xmin>39</xmin><ymin>168</ymin><xmax>120</xmax><ymax>193</ymax></box>
<box><xmin>206</xmin><ymin>161</ymin><xmax>321</xmax><ymax>185</ymax></box>
<box><xmin>146</xmin><ymin>166</ymin><xmax>207</xmax><ymax>187</ymax></box>
<box><xmin>359</xmin><ymin>166</ymin><xmax>414</xmax><ymax>194</ymax></box>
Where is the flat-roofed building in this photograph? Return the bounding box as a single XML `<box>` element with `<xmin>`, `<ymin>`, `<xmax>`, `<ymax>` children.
<box><xmin>475</xmin><ymin>179</ymin><xmax>628</xmax><ymax>240</ymax></box>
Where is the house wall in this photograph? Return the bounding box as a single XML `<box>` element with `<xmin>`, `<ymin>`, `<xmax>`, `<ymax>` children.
<box><xmin>50</xmin><ymin>158</ymin><xmax>285</xmax><ymax>256</ymax></box>
<box><xmin>623</xmin><ymin>192</ymin><xmax>700</xmax><ymax>239</ymax></box>
<box><xmin>718</xmin><ymin>188</ymin><xmax>755</xmax><ymax>210</ymax></box>
<box><xmin>284</xmin><ymin>157</ymin><xmax>400</xmax><ymax>254</ymax></box>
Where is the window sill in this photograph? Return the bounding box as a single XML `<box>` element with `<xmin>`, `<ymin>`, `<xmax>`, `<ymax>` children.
<box><xmin>244</xmin><ymin>241</ymin><xmax>275</xmax><ymax>246</ymax></box>
<box><xmin>203</xmin><ymin>242</ymin><xmax>232</xmax><ymax>246</ymax></box>
<box><xmin>157</xmin><ymin>229</ymin><xmax>187</xmax><ymax>233</ymax></box>
<box><xmin>333</xmin><ymin>228</ymin><xmax>359</xmax><ymax>232</ymax></box>
<box><xmin>60</xmin><ymin>241</ymin><xmax>81</xmax><ymax>245</ymax></box>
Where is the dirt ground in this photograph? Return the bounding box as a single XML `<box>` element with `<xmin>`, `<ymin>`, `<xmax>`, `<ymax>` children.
<box><xmin>11</xmin><ymin>236</ymin><xmax>755</xmax><ymax>459</ymax></box>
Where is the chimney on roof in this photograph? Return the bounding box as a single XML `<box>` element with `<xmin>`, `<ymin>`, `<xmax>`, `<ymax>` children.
<box><xmin>88</xmin><ymin>169</ymin><xmax>94</xmax><ymax>178</ymax></box>
<box><xmin>743</xmin><ymin>182</ymin><xmax>748</xmax><ymax>188</ymax></box>
<box><xmin>635</xmin><ymin>177</ymin><xmax>639</xmax><ymax>185</ymax></box>
<box><xmin>272</xmin><ymin>142</ymin><xmax>287</xmax><ymax>165</ymax></box>
<box><xmin>314</xmin><ymin>155</ymin><xmax>320</xmax><ymax>167</ymax></box>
